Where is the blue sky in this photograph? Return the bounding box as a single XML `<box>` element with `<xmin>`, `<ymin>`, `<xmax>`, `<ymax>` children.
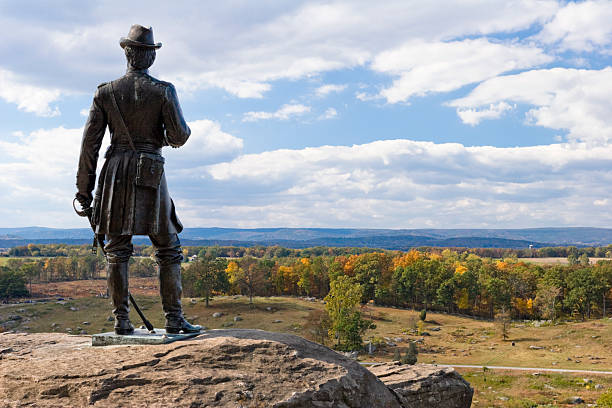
<box><xmin>1</xmin><ymin>0</ymin><xmax>612</xmax><ymax>229</ymax></box>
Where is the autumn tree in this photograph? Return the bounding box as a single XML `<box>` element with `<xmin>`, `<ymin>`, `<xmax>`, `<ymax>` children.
<box><xmin>534</xmin><ymin>282</ymin><xmax>561</xmax><ymax>320</ymax></box>
<box><xmin>227</xmin><ymin>257</ymin><xmax>265</xmax><ymax>305</ymax></box>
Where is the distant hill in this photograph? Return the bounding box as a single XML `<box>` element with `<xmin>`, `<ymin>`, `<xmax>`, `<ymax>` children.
<box><xmin>1</xmin><ymin>227</ymin><xmax>611</xmax><ymax>249</ymax></box>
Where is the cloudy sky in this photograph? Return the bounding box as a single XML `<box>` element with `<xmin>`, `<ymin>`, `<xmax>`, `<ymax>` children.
<box><xmin>1</xmin><ymin>0</ymin><xmax>612</xmax><ymax>229</ymax></box>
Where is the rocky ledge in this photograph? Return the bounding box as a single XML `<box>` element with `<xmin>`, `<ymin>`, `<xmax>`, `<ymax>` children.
<box><xmin>0</xmin><ymin>330</ymin><xmax>472</xmax><ymax>407</ymax></box>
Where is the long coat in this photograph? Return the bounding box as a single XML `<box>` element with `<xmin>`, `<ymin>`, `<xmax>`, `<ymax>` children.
<box><xmin>76</xmin><ymin>68</ymin><xmax>191</xmax><ymax>236</ymax></box>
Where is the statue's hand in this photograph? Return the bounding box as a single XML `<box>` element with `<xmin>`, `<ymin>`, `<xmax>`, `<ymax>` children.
<box><xmin>75</xmin><ymin>192</ymin><xmax>92</xmax><ymax>210</ymax></box>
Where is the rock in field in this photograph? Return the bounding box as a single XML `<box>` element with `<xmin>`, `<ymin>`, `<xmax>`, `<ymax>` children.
<box><xmin>369</xmin><ymin>361</ymin><xmax>474</xmax><ymax>408</ymax></box>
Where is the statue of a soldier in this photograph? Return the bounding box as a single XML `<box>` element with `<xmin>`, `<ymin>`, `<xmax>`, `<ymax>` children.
<box><xmin>75</xmin><ymin>25</ymin><xmax>201</xmax><ymax>335</ymax></box>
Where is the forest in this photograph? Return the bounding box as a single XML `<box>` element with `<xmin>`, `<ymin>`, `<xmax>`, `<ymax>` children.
<box><xmin>2</xmin><ymin>243</ymin><xmax>611</xmax><ymax>323</ymax></box>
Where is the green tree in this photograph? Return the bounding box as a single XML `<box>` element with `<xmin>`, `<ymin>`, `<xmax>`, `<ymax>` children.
<box><xmin>565</xmin><ymin>267</ymin><xmax>602</xmax><ymax>320</ymax></box>
<box><xmin>19</xmin><ymin>263</ymin><xmax>38</xmax><ymax>297</ymax></box>
<box><xmin>594</xmin><ymin>261</ymin><xmax>612</xmax><ymax>318</ymax></box>
<box><xmin>0</xmin><ymin>267</ymin><xmax>29</xmax><ymax>299</ymax></box>
<box><xmin>436</xmin><ymin>278</ymin><xmax>455</xmax><ymax>313</ymax></box>
<box><xmin>324</xmin><ymin>275</ymin><xmax>374</xmax><ymax>351</ymax></box>
<box><xmin>484</xmin><ymin>277</ymin><xmax>510</xmax><ymax>318</ymax></box>
<box><xmin>189</xmin><ymin>255</ymin><xmax>229</xmax><ymax>307</ymax></box>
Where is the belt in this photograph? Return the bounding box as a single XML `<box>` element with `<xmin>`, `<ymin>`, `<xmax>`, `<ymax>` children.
<box><xmin>109</xmin><ymin>143</ymin><xmax>162</xmax><ymax>155</ymax></box>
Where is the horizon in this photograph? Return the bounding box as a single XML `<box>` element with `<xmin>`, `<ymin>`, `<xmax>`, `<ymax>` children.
<box><xmin>1</xmin><ymin>1</ymin><xmax>612</xmax><ymax>229</ymax></box>
<box><xmin>3</xmin><ymin>226</ymin><xmax>612</xmax><ymax>231</ymax></box>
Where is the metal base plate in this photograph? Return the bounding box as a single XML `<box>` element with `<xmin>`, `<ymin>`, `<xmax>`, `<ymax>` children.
<box><xmin>92</xmin><ymin>328</ymin><xmax>201</xmax><ymax>346</ymax></box>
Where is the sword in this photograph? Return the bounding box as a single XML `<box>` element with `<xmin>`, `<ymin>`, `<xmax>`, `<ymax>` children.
<box><xmin>73</xmin><ymin>198</ymin><xmax>155</xmax><ymax>333</ymax></box>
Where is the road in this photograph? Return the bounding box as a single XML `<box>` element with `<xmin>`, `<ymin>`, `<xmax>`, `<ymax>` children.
<box><xmin>360</xmin><ymin>362</ymin><xmax>612</xmax><ymax>375</ymax></box>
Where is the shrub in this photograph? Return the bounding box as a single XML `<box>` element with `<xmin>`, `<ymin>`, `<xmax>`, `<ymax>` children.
<box><xmin>598</xmin><ymin>390</ymin><xmax>612</xmax><ymax>408</ymax></box>
<box><xmin>401</xmin><ymin>342</ymin><xmax>418</xmax><ymax>365</ymax></box>
<box><xmin>419</xmin><ymin>309</ymin><xmax>427</xmax><ymax>321</ymax></box>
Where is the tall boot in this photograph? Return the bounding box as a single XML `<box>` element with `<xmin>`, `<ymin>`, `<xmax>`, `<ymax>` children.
<box><xmin>159</xmin><ymin>262</ymin><xmax>202</xmax><ymax>334</ymax></box>
<box><xmin>107</xmin><ymin>262</ymin><xmax>134</xmax><ymax>335</ymax></box>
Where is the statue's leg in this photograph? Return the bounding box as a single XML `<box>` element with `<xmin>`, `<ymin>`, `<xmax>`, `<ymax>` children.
<box><xmin>150</xmin><ymin>233</ymin><xmax>202</xmax><ymax>334</ymax></box>
<box><xmin>105</xmin><ymin>234</ymin><xmax>135</xmax><ymax>335</ymax></box>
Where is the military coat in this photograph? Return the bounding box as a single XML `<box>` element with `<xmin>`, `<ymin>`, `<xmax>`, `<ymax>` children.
<box><xmin>76</xmin><ymin>68</ymin><xmax>191</xmax><ymax>236</ymax></box>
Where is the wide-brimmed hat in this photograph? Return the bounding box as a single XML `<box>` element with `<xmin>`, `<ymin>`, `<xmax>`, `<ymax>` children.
<box><xmin>120</xmin><ymin>24</ymin><xmax>162</xmax><ymax>49</ymax></box>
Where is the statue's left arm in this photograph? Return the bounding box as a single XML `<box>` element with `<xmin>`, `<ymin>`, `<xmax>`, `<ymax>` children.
<box><xmin>161</xmin><ymin>83</ymin><xmax>191</xmax><ymax>147</ymax></box>
<box><xmin>75</xmin><ymin>87</ymin><xmax>107</xmax><ymax>207</ymax></box>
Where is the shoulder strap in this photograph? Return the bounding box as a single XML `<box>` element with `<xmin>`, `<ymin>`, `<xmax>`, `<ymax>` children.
<box><xmin>109</xmin><ymin>81</ymin><xmax>137</xmax><ymax>152</ymax></box>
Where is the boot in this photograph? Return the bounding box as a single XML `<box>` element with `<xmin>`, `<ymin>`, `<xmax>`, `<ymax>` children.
<box><xmin>160</xmin><ymin>262</ymin><xmax>202</xmax><ymax>334</ymax></box>
<box><xmin>107</xmin><ymin>262</ymin><xmax>134</xmax><ymax>335</ymax></box>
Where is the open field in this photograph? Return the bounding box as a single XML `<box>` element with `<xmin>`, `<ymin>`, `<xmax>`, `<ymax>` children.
<box><xmin>1</xmin><ymin>281</ymin><xmax>611</xmax><ymax>406</ymax></box>
<box><xmin>28</xmin><ymin>277</ymin><xmax>158</xmax><ymax>298</ymax></box>
<box><xmin>0</xmin><ymin>256</ymin><xmax>49</xmax><ymax>266</ymax></box>
<box><xmin>3</xmin><ymin>279</ymin><xmax>611</xmax><ymax>371</ymax></box>
<box><xmin>518</xmin><ymin>257</ymin><xmax>607</xmax><ymax>265</ymax></box>
<box><xmin>458</xmin><ymin>368</ymin><xmax>612</xmax><ymax>407</ymax></box>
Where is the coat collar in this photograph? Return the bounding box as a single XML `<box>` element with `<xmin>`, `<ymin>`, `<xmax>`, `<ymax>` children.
<box><xmin>126</xmin><ymin>67</ymin><xmax>149</xmax><ymax>75</ymax></box>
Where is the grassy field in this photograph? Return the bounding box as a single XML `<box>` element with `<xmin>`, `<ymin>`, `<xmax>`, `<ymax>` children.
<box><xmin>0</xmin><ymin>256</ymin><xmax>48</xmax><ymax>266</ymax></box>
<box><xmin>459</xmin><ymin>369</ymin><xmax>612</xmax><ymax>407</ymax></box>
<box><xmin>518</xmin><ymin>257</ymin><xmax>607</xmax><ymax>265</ymax></box>
<box><xmin>1</xmin><ymin>286</ymin><xmax>611</xmax><ymax>406</ymax></box>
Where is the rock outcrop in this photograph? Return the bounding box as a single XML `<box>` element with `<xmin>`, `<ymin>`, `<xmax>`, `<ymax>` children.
<box><xmin>0</xmin><ymin>330</ymin><xmax>472</xmax><ymax>407</ymax></box>
<box><xmin>369</xmin><ymin>362</ymin><xmax>474</xmax><ymax>408</ymax></box>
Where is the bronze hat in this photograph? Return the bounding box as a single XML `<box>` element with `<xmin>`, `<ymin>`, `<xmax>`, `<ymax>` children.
<box><xmin>120</xmin><ymin>24</ymin><xmax>162</xmax><ymax>49</ymax></box>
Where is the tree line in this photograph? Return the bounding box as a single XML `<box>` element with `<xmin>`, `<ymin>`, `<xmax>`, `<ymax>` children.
<box><xmin>0</xmin><ymin>255</ymin><xmax>157</xmax><ymax>299</ymax></box>
<box><xmin>9</xmin><ymin>242</ymin><xmax>612</xmax><ymax>260</ymax></box>
<box><xmin>2</xmin><ymin>244</ymin><xmax>612</xmax><ymax>322</ymax></box>
<box><xmin>184</xmin><ymin>249</ymin><xmax>612</xmax><ymax>322</ymax></box>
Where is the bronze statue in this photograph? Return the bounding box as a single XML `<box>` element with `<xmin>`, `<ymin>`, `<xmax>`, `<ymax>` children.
<box><xmin>75</xmin><ymin>24</ymin><xmax>201</xmax><ymax>335</ymax></box>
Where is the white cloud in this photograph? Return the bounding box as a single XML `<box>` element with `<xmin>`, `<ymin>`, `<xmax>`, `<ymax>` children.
<box><xmin>0</xmin><ymin>1</ymin><xmax>559</xmax><ymax>101</ymax></box>
<box><xmin>242</xmin><ymin>104</ymin><xmax>311</xmax><ymax>122</ymax></box>
<box><xmin>177</xmin><ymin>139</ymin><xmax>612</xmax><ymax>228</ymax></box>
<box><xmin>318</xmin><ymin>108</ymin><xmax>338</xmax><ymax>120</ymax></box>
<box><xmin>0</xmin><ymin>126</ymin><xmax>85</xmax><ymax>226</ymax></box>
<box><xmin>165</xmin><ymin>119</ymin><xmax>243</xmax><ymax>167</ymax></box>
<box><xmin>449</xmin><ymin>67</ymin><xmax>612</xmax><ymax>144</ymax></box>
<box><xmin>536</xmin><ymin>0</ymin><xmax>612</xmax><ymax>52</ymax></box>
<box><xmin>315</xmin><ymin>84</ymin><xmax>347</xmax><ymax>97</ymax></box>
<box><xmin>355</xmin><ymin>91</ymin><xmax>377</xmax><ymax>102</ymax></box>
<box><xmin>456</xmin><ymin>102</ymin><xmax>515</xmax><ymax>126</ymax></box>
<box><xmin>372</xmin><ymin>38</ymin><xmax>553</xmax><ymax>103</ymax></box>
<box><xmin>0</xmin><ymin>119</ymin><xmax>241</xmax><ymax>227</ymax></box>
<box><xmin>0</xmin><ymin>69</ymin><xmax>62</xmax><ymax>116</ymax></box>
<box><xmin>2</xmin><ymin>125</ymin><xmax>612</xmax><ymax>228</ymax></box>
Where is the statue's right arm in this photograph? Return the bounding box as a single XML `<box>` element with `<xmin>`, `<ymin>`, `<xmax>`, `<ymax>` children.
<box><xmin>76</xmin><ymin>87</ymin><xmax>108</xmax><ymax>206</ymax></box>
<box><xmin>161</xmin><ymin>83</ymin><xmax>191</xmax><ymax>148</ymax></box>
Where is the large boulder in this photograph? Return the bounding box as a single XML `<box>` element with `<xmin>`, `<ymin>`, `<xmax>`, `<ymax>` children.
<box><xmin>369</xmin><ymin>362</ymin><xmax>474</xmax><ymax>408</ymax></box>
<box><xmin>0</xmin><ymin>330</ymin><xmax>472</xmax><ymax>407</ymax></box>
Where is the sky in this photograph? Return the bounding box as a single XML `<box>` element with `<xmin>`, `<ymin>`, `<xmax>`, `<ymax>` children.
<box><xmin>1</xmin><ymin>0</ymin><xmax>612</xmax><ymax>229</ymax></box>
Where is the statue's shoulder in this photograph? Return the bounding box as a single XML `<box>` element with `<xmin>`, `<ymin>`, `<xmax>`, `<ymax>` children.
<box><xmin>144</xmin><ymin>74</ymin><xmax>175</xmax><ymax>91</ymax></box>
<box><xmin>93</xmin><ymin>81</ymin><xmax>110</xmax><ymax>100</ymax></box>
